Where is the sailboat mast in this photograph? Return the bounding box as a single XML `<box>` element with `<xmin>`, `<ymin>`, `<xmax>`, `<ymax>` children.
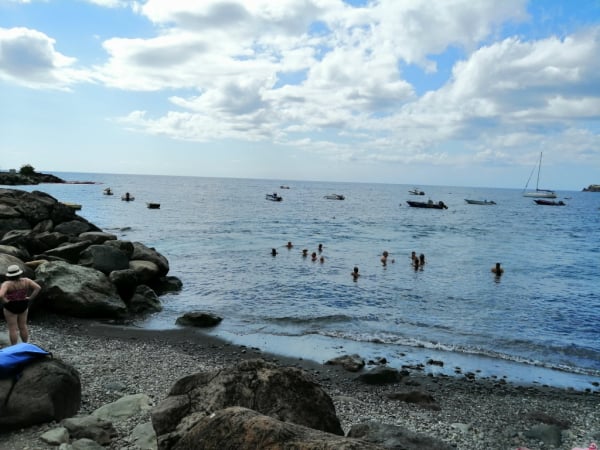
<box><xmin>536</xmin><ymin>152</ymin><xmax>542</xmax><ymax>191</ymax></box>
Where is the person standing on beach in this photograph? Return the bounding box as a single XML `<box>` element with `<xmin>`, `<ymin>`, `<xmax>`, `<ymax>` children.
<box><xmin>0</xmin><ymin>265</ymin><xmax>42</xmax><ymax>345</ymax></box>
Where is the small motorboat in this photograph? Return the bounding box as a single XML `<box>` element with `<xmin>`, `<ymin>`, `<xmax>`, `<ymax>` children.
<box><xmin>406</xmin><ymin>200</ymin><xmax>448</xmax><ymax>209</ymax></box>
<box><xmin>121</xmin><ymin>193</ymin><xmax>135</xmax><ymax>201</ymax></box>
<box><xmin>103</xmin><ymin>187</ymin><xmax>113</xmax><ymax>195</ymax></box>
<box><xmin>534</xmin><ymin>199</ymin><xmax>565</xmax><ymax>206</ymax></box>
<box><xmin>409</xmin><ymin>188</ymin><xmax>425</xmax><ymax>195</ymax></box>
<box><xmin>465</xmin><ymin>199</ymin><xmax>496</xmax><ymax>205</ymax></box>
<box><xmin>266</xmin><ymin>193</ymin><xmax>282</xmax><ymax>202</ymax></box>
<box><xmin>324</xmin><ymin>194</ymin><xmax>345</xmax><ymax>200</ymax></box>
<box><xmin>279</xmin><ymin>185</ymin><xmax>290</xmax><ymax>189</ymax></box>
<box><xmin>147</xmin><ymin>202</ymin><xmax>160</xmax><ymax>209</ymax></box>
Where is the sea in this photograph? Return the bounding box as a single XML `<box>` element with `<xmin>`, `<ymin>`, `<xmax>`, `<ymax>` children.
<box><xmin>14</xmin><ymin>173</ymin><xmax>600</xmax><ymax>392</ymax></box>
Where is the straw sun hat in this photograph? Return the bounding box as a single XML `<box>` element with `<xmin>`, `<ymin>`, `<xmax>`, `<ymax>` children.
<box><xmin>5</xmin><ymin>264</ymin><xmax>23</xmax><ymax>278</ymax></box>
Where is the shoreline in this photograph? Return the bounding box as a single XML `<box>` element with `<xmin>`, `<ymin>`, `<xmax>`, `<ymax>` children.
<box><xmin>132</xmin><ymin>314</ymin><xmax>600</xmax><ymax>394</ymax></box>
<box><xmin>1</xmin><ymin>315</ymin><xmax>599</xmax><ymax>449</ymax></box>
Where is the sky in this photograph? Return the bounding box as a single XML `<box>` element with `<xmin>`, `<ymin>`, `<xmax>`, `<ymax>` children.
<box><xmin>1</xmin><ymin>0</ymin><xmax>599</xmax><ymax>190</ymax></box>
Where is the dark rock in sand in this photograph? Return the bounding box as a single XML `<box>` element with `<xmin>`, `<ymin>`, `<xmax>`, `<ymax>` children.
<box><xmin>152</xmin><ymin>359</ymin><xmax>344</xmax><ymax>449</ymax></box>
<box><xmin>387</xmin><ymin>390</ymin><xmax>440</xmax><ymax>410</ymax></box>
<box><xmin>35</xmin><ymin>260</ymin><xmax>127</xmax><ymax>318</ymax></box>
<box><xmin>171</xmin><ymin>406</ymin><xmax>384</xmax><ymax>450</ymax></box>
<box><xmin>356</xmin><ymin>367</ymin><xmax>403</xmax><ymax>385</ymax></box>
<box><xmin>175</xmin><ymin>311</ymin><xmax>222</xmax><ymax>327</ymax></box>
<box><xmin>0</xmin><ymin>358</ymin><xmax>81</xmax><ymax>431</ymax></box>
<box><xmin>524</xmin><ymin>423</ymin><xmax>563</xmax><ymax>447</ymax></box>
<box><xmin>127</xmin><ymin>285</ymin><xmax>163</xmax><ymax>314</ymax></box>
<box><xmin>326</xmin><ymin>354</ymin><xmax>366</xmax><ymax>372</ymax></box>
<box><xmin>347</xmin><ymin>421</ymin><xmax>455</xmax><ymax>450</ymax></box>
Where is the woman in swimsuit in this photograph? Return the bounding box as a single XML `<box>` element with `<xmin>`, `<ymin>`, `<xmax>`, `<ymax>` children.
<box><xmin>0</xmin><ymin>265</ymin><xmax>41</xmax><ymax>345</ymax></box>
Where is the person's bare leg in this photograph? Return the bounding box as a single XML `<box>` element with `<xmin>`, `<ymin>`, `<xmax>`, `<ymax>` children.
<box><xmin>17</xmin><ymin>310</ymin><xmax>29</xmax><ymax>343</ymax></box>
<box><xmin>3</xmin><ymin>309</ymin><xmax>19</xmax><ymax>345</ymax></box>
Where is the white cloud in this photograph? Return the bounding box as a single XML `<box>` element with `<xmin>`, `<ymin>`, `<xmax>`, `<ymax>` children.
<box><xmin>0</xmin><ymin>27</ymin><xmax>90</xmax><ymax>89</ymax></box>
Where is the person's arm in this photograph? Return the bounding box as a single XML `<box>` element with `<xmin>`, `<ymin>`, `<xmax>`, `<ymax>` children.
<box><xmin>26</xmin><ymin>279</ymin><xmax>42</xmax><ymax>301</ymax></box>
<box><xmin>0</xmin><ymin>282</ymin><xmax>7</xmax><ymax>302</ymax></box>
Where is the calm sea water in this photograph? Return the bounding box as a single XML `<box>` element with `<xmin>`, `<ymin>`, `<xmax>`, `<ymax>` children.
<box><xmin>18</xmin><ymin>173</ymin><xmax>600</xmax><ymax>390</ymax></box>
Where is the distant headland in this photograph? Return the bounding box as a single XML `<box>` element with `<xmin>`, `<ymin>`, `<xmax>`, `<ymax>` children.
<box><xmin>582</xmin><ymin>184</ymin><xmax>600</xmax><ymax>192</ymax></box>
<box><xmin>0</xmin><ymin>165</ymin><xmax>95</xmax><ymax>185</ymax></box>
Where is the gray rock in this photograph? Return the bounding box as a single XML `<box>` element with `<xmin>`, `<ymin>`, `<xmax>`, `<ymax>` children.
<box><xmin>131</xmin><ymin>422</ymin><xmax>158</xmax><ymax>450</ymax></box>
<box><xmin>524</xmin><ymin>423</ymin><xmax>563</xmax><ymax>447</ymax></box>
<box><xmin>0</xmin><ymin>358</ymin><xmax>81</xmax><ymax>431</ymax></box>
<box><xmin>70</xmin><ymin>438</ymin><xmax>106</xmax><ymax>450</ymax></box>
<box><xmin>175</xmin><ymin>311</ymin><xmax>221</xmax><ymax>327</ymax></box>
<box><xmin>129</xmin><ymin>260</ymin><xmax>160</xmax><ymax>284</ymax></box>
<box><xmin>77</xmin><ymin>232</ymin><xmax>117</xmax><ymax>245</ymax></box>
<box><xmin>325</xmin><ymin>354</ymin><xmax>366</xmax><ymax>372</ymax></box>
<box><xmin>41</xmin><ymin>427</ymin><xmax>70</xmax><ymax>445</ymax></box>
<box><xmin>128</xmin><ymin>285</ymin><xmax>163</xmax><ymax>314</ymax></box>
<box><xmin>92</xmin><ymin>393</ymin><xmax>153</xmax><ymax>421</ymax></box>
<box><xmin>78</xmin><ymin>244</ymin><xmax>130</xmax><ymax>274</ymax></box>
<box><xmin>44</xmin><ymin>241</ymin><xmax>93</xmax><ymax>264</ymax></box>
<box><xmin>152</xmin><ymin>359</ymin><xmax>344</xmax><ymax>449</ymax></box>
<box><xmin>170</xmin><ymin>406</ymin><xmax>384</xmax><ymax>450</ymax></box>
<box><xmin>132</xmin><ymin>242</ymin><xmax>169</xmax><ymax>276</ymax></box>
<box><xmin>0</xmin><ymin>244</ymin><xmax>29</xmax><ymax>260</ymax></box>
<box><xmin>35</xmin><ymin>260</ymin><xmax>128</xmax><ymax>318</ymax></box>
<box><xmin>356</xmin><ymin>367</ymin><xmax>404</xmax><ymax>385</ymax></box>
<box><xmin>61</xmin><ymin>415</ymin><xmax>117</xmax><ymax>445</ymax></box>
<box><xmin>54</xmin><ymin>220</ymin><xmax>92</xmax><ymax>236</ymax></box>
<box><xmin>347</xmin><ymin>421</ymin><xmax>455</xmax><ymax>450</ymax></box>
<box><xmin>0</xmin><ymin>255</ymin><xmax>35</xmax><ymax>281</ymax></box>
<box><xmin>104</xmin><ymin>239</ymin><xmax>134</xmax><ymax>258</ymax></box>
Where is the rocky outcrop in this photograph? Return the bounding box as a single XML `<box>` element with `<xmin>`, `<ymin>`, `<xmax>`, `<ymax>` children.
<box><xmin>35</xmin><ymin>261</ymin><xmax>128</xmax><ymax>318</ymax></box>
<box><xmin>172</xmin><ymin>406</ymin><xmax>385</xmax><ymax>450</ymax></box>
<box><xmin>0</xmin><ymin>188</ymin><xmax>181</xmax><ymax>319</ymax></box>
<box><xmin>175</xmin><ymin>311</ymin><xmax>222</xmax><ymax>327</ymax></box>
<box><xmin>0</xmin><ymin>170</ymin><xmax>65</xmax><ymax>186</ymax></box>
<box><xmin>152</xmin><ymin>359</ymin><xmax>344</xmax><ymax>449</ymax></box>
<box><xmin>582</xmin><ymin>184</ymin><xmax>600</xmax><ymax>192</ymax></box>
<box><xmin>0</xmin><ymin>358</ymin><xmax>81</xmax><ymax>431</ymax></box>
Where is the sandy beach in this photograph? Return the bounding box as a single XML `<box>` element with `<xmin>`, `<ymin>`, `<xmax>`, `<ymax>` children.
<box><xmin>0</xmin><ymin>315</ymin><xmax>598</xmax><ymax>450</ymax></box>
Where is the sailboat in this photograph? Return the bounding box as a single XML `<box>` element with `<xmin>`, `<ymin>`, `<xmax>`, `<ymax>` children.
<box><xmin>522</xmin><ymin>152</ymin><xmax>557</xmax><ymax>199</ymax></box>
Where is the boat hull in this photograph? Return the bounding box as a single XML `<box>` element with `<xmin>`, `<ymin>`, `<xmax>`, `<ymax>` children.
<box><xmin>406</xmin><ymin>200</ymin><xmax>447</xmax><ymax>209</ymax></box>
<box><xmin>523</xmin><ymin>191</ymin><xmax>557</xmax><ymax>199</ymax></box>
<box><xmin>534</xmin><ymin>199</ymin><xmax>565</xmax><ymax>206</ymax></box>
<box><xmin>465</xmin><ymin>199</ymin><xmax>496</xmax><ymax>205</ymax></box>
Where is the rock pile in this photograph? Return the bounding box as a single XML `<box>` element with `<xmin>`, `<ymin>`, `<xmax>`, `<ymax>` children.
<box><xmin>0</xmin><ymin>188</ymin><xmax>181</xmax><ymax>319</ymax></box>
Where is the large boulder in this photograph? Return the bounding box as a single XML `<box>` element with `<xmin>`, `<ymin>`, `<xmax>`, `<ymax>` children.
<box><xmin>127</xmin><ymin>285</ymin><xmax>162</xmax><ymax>314</ymax></box>
<box><xmin>77</xmin><ymin>232</ymin><xmax>117</xmax><ymax>245</ymax></box>
<box><xmin>54</xmin><ymin>220</ymin><xmax>92</xmax><ymax>236</ymax></box>
<box><xmin>0</xmin><ymin>255</ymin><xmax>35</xmax><ymax>281</ymax></box>
<box><xmin>170</xmin><ymin>406</ymin><xmax>384</xmax><ymax>450</ymax></box>
<box><xmin>129</xmin><ymin>260</ymin><xmax>160</xmax><ymax>285</ymax></box>
<box><xmin>152</xmin><ymin>359</ymin><xmax>343</xmax><ymax>449</ymax></box>
<box><xmin>43</xmin><ymin>241</ymin><xmax>92</xmax><ymax>264</ymax></box>
<box><xmin>0</xmin><ymin>244</ymin><xmax>29</xmax><ymax>260</ymax></box>
<box><xmin>35</xmin><ymin>260</ymin><xmax>128</xmax><ymax>318</ymax></box>
<box><xmin>0</xmin><ymin>358</ymin><xmax>81</xmax><ymax>431</ymax></box>
<box><xmin>78</xmin><ymin>244</ymin><xmax>130</xmax><ymax>275</ymax></box>
<box><xmin>131</xmin><ymin>242</ymin><xmax>169</xmax><ymax>276</ymax></box>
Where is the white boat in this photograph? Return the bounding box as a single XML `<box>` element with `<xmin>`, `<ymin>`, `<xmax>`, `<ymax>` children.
<box><xmin>408</xmin><ymin>187</ymin><xmax>425</xmax><ymax>195</ymax></box>
<box><xmin>523</xmin><ymin>152</ymin><xmax>556</xmax><ymax>198</ymax></box>
<box><xmin>465</xmin><ymin>199</ymin><xmax>496</xmax><ymax>205</ymax></box>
